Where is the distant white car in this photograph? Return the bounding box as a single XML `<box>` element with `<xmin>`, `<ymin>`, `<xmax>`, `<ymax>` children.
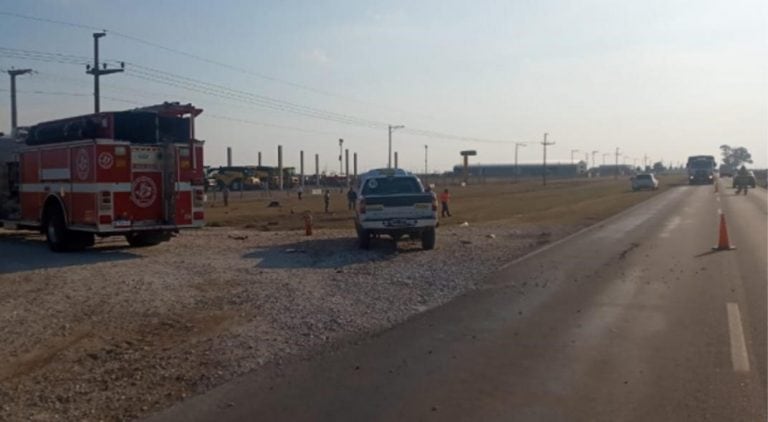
<box><xmin>631</xmin><ymin>173</ymin><xmax>659</xmax><ymax>191</ymax></box>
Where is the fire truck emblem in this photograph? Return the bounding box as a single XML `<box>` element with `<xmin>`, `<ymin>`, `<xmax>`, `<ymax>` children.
<box><xmin>76</xmin><ymin>148</ymin><xmax>90</xmax><ymax>180</ymax></box>
<box><xmin>98</xmin><ymin>152</ymin><xmax>114</xmax><ymax>170</ymax></box>
<box><xmin>131</xmin><ymin>176</ymin><xmax>158</xmax><ymax>208</ymax></box>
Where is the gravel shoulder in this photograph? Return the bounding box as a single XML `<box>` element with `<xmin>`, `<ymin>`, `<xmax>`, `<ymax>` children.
<box><xmin>0</xmin><ymin>222</ymin><xmax>577</xmax><ymax>421</ymax></box>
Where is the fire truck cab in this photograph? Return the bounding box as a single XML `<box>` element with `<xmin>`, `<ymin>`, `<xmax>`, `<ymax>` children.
<box><xmin>0</xmin><ymin>102</ymin><xmax>206</xmax><ymax>251</ymax></box>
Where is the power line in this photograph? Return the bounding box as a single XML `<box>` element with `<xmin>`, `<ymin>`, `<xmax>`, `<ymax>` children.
<box><xmin>0</xmin><ymin>87</ymin><xmax>349</xmax><ymax>136</ymax></box>
<box><xmin>0</xmin><ymin>11</ymin><xmax>433</xmax><ymax>118</ymax></box>
<box><xmin>0</xmin><ymin>46</ymin><xmax>512</xmax><ymax>144</ymax></box>
<box><xmin>0</xmin><ymin>47</ymin><xmax>390</xmax><ymax>128</ymax></box>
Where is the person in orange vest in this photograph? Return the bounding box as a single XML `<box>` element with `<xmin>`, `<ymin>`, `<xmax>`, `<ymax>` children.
<box><xmin>439</xmin><ymin>188</ymin><xmax>451</xmax><ymax>217</ymax></box>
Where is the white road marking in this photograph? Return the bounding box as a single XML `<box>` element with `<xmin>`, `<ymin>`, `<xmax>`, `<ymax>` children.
<box><xmin>659</xmin><ymin>215</ymin><xmax>681</xmax><ymax>238</ymax></box>
<box><xmin>726</xmin><ymin>303</ymin><xmax>750</xmax><ymax>372</ymax></box>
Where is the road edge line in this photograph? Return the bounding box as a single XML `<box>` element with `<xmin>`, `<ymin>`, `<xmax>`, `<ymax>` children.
<box><xmin>498</xmin><ymin>187</ymin><xmax>684</xmax><ymax>271</ymax></box>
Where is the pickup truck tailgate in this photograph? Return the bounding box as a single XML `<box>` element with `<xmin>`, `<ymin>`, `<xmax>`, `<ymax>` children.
<box><xmin>362</xmin><ymin>194</ymin><xmax>435</xmax><ymax>221</ymax></box>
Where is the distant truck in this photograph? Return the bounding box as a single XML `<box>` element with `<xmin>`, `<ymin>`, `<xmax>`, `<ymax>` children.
<box><xmin>686</xmin><ymin>155</ymin><xmax>716</xmax><ymax>185</ymax></box>
<box><xmin>207</xmin><ymin>166</ymin><xmax>263</xmax><ymax>191</ymax></box>
<box><xmin>354</xmin><ymin>168</ymin><xmax>438</xmax><ymax>250</ymax></box>
<box><xmin>719</xmin><ymin>164</ymin><xmax>735</xmax><ymax>178</ymax></box>
<box><xmin>0</xmin><ymin>102</ymin><xmax>206</xmax><ymax>251</ymax></box>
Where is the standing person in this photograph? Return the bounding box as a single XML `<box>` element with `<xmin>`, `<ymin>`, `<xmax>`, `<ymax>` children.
<box><xmin>439</xmin><ymin>188</ymin><xmax>451</xmax><ymax>217</ymax></box>
<box><xmin>324</xmin><ymin>189</ymin><xmax>331</xmax><ymax>213</ymax></box>
<box><xmin>297</xmin><ymin>185</ymin><xmax>304</xmax><ymax>200</ymax></box>
<box><xmin>347</xmin><ymin>187</ymin><xmax>357</xmax><ymax>210</ymax></box>
<box><xmin>222</xmin><ymin>184</ymin><xmax>230</xmax><ymax>207</ymax></box>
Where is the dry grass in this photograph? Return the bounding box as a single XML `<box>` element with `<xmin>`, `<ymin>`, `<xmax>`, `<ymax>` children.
<box><xmin>204</xmin><ymin>175</ymin><xmax>687</xmax><ymax>231</ymax></box>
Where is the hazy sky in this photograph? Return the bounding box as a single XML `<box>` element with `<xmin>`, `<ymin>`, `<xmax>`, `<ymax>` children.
<box><xmin>0</xmin><ymin>0</ymin><xmax>765</xmax><ymax>172</ymax></box>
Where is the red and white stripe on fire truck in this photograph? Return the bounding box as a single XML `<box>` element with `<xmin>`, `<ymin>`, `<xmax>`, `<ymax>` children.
<box><xmin>16</xmin><ymin>138</ymin><xmax>204</xmax><ymax>233</ymax></box>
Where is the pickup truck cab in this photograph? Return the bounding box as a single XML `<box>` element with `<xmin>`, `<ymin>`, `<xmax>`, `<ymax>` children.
<box><xmin>355</xmin><ymin>168</ymin><xmax>438</xmax><ymax>250</ymax></box>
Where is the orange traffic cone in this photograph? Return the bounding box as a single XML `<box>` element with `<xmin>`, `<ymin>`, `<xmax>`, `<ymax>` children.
<box><xmin>712</xmin><ymin>213</ymin><xmax>735</xmax><ymax>251</ymax></box>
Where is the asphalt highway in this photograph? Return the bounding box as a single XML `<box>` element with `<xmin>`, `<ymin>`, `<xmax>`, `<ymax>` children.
<box><xmin>147</xmin><ymin>182</ymin><xmax>767</xmax><ymax>422</ymax></box>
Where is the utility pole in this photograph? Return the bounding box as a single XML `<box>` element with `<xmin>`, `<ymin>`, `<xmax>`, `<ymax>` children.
<box><xmin>387</xmin><ymin>125</ymin><xmax>404</xmax><ymax>168</ymax></box>
<box><xmin>338</xmin><ymin>138</ymin><xmax>343</xmax><ymax>175</ymax></box>
<box><xmin>514</xmin><ymin>142</ymin><xmax>527</xmax><ymax>182</ymax></box>
<box><xmin>315</xmin><ymin>153</ymin><xmax>319</xmax><ymax>187</ymax></box>
<box><xmin>394</xmin><ymin>151</ymin><xmax>399</xmax><ymax>169</ymax></box>
<box><xmin>353</xmin><ymin>152</ymin><xmax>358</xmax><ymax>178</ymax></box>
<box><xmin>345</xmin><ymin>148</ymin><xmax>350</xmax><ymax>187</ymax></box>
<box><xmin>614</xmin><ymin>147</ymin><xmax>620</xmax><ymax>179</ymax></box>
<box><xmin>300</xmin><ymin>150</ymin><xmax>305</xmax><ymax>186</ymax></box>
<box><xmin>277</xmin><ymin>145</ymin><xmax>283</xmax><ymax>190</ymax></box>
<box><xmin>424</xmin><ymin>144</ymin><xmax>428</xmax><ymax>176</ymax></box>
<box><xmin>85</xmin><ymin>32</ymin><xmax>124</xmax><ymax>113</ymax></box>
<box><xmin>591</xmin><ymin>150</ymin><xmax>599</xmax><ymax>169</ymax></box>
<box><xmin>7</xmin><ymin>68</ymin><xmax>32</xmax><ymax>135</ymax></box>
<box><xmin>542</xmin><ymin>133</ymin><xmax>555</xmax><ymax>186</ymax></box>
<box><xmin>258</xmin><ymin>151</ymin><xmax>262</xmax><ymax>167</ymax></box>
<box><xmin>570</xmin><ymin>149</ymin><xmax>580</xmax><ymax>165</ymax></box>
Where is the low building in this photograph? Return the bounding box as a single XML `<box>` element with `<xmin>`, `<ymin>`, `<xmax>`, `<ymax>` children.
<box><xmin>596</xmin><ymin>164</ymin><xmax>634</xmax><ymax>176</ymax></box>
<box><xmin>452</xmin><ymin>162</ymin><xmax>587</xmax><ymax>179</ymax></box>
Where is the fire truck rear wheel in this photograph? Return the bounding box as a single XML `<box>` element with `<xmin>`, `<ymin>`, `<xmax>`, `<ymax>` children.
<box><xmin>44</xmin><ymin>207</ymin><xmax>69</xmax><ymax>252</ymax></box>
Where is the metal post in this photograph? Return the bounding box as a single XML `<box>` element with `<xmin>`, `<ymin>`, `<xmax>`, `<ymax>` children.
<box><xmin>86</xmin><ymin>32</ymin><xmax>123</xmax><ymax>113</ymax></box>
<box><xmin>387</xmin><ymin>125</ymin><xmax>404</xmax><ymax>168</ymax></box>
<box><xmin>353</xmin><ymin>152</ymin><xmax>358</xmax><ymax>177</ymax></box>
<box><xmin>226</xmin><ymin>147</ymin><xmax>232</xmax><ymax>166</ymax></box>
<box><xmin>278</xmin><ymin>145</ymin><xmax>283</xmax><ymax>190</ymax></box>
<box><xmin>7</xmin><ymin>69</ymin><xmax>31</xmax><ymax>135</ymax></box>
<box><xmin>338</xmin><ymin>138</ymin><xmax>343</xmax><ymax>175</ymax></box>
<box><xmin>315</xmin><ymin>153</ymin><xmax>319</xmax><ymax>187</ymax></box>
<box><xmin>514</xmin><ymin>142</ymin><xmax>527</xmax><ymax>182</ymax></box>
<box><xmin>300</xmin><ymin>150</ymin><xmax>305</xmax><ymax>186</ymax></box>
<box><xmin>571</xmin><ymin>149</ymin><xmax>579</xmax><ymax>164</ymax></box>
<box><xmin>394</xmin><ymin>151</ymin><xmax>399</xmax><ymax>169</ymax></box>
<box><xmin>258</xmin><ymin>151</ymin><xmax>262</xmax><ymax>167</ymax></box>
<box><xmin>388</xmin><ymin>127</ymin><xmax>392</xmax><ymax>168</ymax></box>
<box><xmin>542</xmin><ymin>133</ymin><xmax>555</xmax><ymax>186</ymax></box>
<box><xmin>345</xmin><ymin>148</ymin><xmax>350</xmax><ymax>187</ymax></box>
<box><xmin>93</xmin><ymin>33</ymin><xmax>102</xmax><ymax>113</ymax></box>
<box><xmin>463</xmin><ymin>155</ymin><xmax>469</xmax><ymax>184</ymax></box>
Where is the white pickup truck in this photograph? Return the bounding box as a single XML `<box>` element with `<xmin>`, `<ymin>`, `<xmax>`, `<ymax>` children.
<box><xmin>354</xmin><ymin>168</ymin><xmax>438</xmax><ymax>250</ymax></box>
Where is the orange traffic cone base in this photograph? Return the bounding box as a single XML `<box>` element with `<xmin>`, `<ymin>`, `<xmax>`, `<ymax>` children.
<box><xmin>712</xmin><ymin>213</ymin><xmax>736</xmax><ymax>251</ymax></box>
<box><xmin>712</xmin><ymin>245</ymin><xmax>736</xmax><ymax>251</ymax></box>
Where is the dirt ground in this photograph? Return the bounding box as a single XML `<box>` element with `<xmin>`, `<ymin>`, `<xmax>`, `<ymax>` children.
<box><xmin>0</xmin><ymin>176</ymin><xmax>682</xmax><ymax>421</ymax></box>
<box><xmin>204</xmin><ymin>175</ymin><xmax>685</xmax><ymax>230</ymax></box>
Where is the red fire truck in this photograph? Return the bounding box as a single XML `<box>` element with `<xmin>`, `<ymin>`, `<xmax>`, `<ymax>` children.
<box><xmin>0</xmin><ymin>102</ymin><xmax>206</xmax><ymax>251</ymax></box>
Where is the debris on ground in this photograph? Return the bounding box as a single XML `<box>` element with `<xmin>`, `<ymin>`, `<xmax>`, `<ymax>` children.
<box><xmin>0</xmin><ymin>222</ymin><xmax>575</xmax><ymax>421</ymax></box>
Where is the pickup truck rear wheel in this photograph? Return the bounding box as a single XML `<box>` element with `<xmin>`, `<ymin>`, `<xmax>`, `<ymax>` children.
<box><xmin>421</xmin><ymin>227</ymin><xmax>436</xmax><ymax>250</ymax></box>
<box><xmin>358</xmin><ymin>229</ymin><xmax>371</xmax><ymax>250</ymax></box>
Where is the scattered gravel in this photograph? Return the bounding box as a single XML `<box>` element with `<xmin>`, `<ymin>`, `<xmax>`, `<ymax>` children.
<box><xmin>0</xmin><ymin>222</ymin><xmax>575</xmax><ymax>421</ymax></box>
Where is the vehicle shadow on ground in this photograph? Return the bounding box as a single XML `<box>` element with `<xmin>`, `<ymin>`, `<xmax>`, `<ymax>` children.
<box><xmin>242</xmin><ymin>236</ymin><xmax>424</xmax><ymax>269</ymax></box>
<box><xmin>0</xmin><ymin>232</ymin><xmax>139</xmax><ymax>275</ymax></box>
